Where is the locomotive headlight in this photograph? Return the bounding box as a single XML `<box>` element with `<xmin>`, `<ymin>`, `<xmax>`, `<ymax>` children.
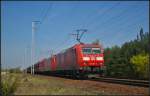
<box><xmin>83</xmin><ymin>57</ymin><xmax>90</xmax><ymax>61</ymax></box>
<box><xmin>96</xmin><ymin>57</ymin><xmax>103</xmax><ymax>60</ymax></box>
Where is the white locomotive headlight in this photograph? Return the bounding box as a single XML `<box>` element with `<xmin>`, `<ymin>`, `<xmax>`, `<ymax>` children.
<box><xmin>96</xmin><ymin>57</ymin><xmax>103</xmax><ymax>60</ymax></box>
<box><xmin>83</xmin><ymin>57</ymin><xmax>90</xmax><ymax>61</ymax></box>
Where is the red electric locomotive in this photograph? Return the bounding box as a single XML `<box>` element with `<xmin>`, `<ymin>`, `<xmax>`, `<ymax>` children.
<box><xmin>27</xmin><ymin>42</ymin><xmax>104</xmax><ymax>78</ymax></box>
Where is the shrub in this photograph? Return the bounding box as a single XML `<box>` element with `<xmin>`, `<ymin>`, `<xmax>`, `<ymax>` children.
<box><xmin>1</xmin><ymin>74</ymin><xmax>20</xmax><ymax>96</ymax></box>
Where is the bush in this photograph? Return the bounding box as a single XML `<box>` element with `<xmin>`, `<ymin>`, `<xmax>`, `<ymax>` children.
<box><xmin>130</xmin><ymin>53</ymin><xmax>149</xmax><ymax>79</ymax></box>
<box><xmin>9</xmin><ymin>67</ymin><xmax>22</xmax><ymax>73</ymax></box>
<box><xmin>1</xmin><ymin>74</ymin><xmax>20</xmax><ymax>96</ymax></box>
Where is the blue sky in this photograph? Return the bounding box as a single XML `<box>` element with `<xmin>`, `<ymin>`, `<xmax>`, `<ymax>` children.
<box><xmin>1</xmin><ymin>1</ymin><xmax>149</xmax><ymax>69</ymax></box>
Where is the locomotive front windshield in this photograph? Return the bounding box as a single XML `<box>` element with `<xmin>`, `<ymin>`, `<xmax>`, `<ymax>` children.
<box><xmin>92</xmin><ymin>48</ymin><xmax>101</xmax><ymax>54</ymax></box>
<box><xmin>82</xmin><ymin>48</ymin><xmax>101</xmax><ymax>54</ymax></box>
<box><xmin>82</xmin><ymin>48</ymin><xmax>92</xmax><ymax>54</ymax></box>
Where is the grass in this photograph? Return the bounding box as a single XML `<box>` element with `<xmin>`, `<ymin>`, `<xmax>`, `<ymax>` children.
<box><xmin>13</xmin><ymin>74</ymin><xmax>104</xmax><ymax>95</ymax></box>
<box><xmin>1</xmin><ymin>73</ymin><xmax>21</xmax><ymax>96</ymax></box>
<box><xmin>1</xmin><ymin>73</ymin><xmax>148</xmax><ymax>95</ymax></box>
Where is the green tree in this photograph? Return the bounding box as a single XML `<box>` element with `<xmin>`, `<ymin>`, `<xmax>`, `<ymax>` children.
<box><xmin>9</xmin><ymin>67</ymin><xmax>21</xmax><ymax>73</ymax></box>
<box><xmin>104</xmin><ymin>28</ymin><xmax>149</xmax><ymax>79</ymax></box>
<box><xmin>140</xmin><ymin>28</ymin><xmax>144</xmax><ymax>40</ymax></box>
<box><xmin>130</xmin><ymin>53</ymin><xmax>149</xmax><ymax>79</ymax></box>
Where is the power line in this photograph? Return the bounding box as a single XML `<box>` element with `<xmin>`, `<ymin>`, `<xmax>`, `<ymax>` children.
<box><xmin>36</xmin><ymin>34</ymin><xmax>71</xmax><ymax>60</ymax></box>
<box><xmin>34</xmin><ymin>3</ymin><xmax>53</xmax><ymax>61</ymax></box>
<box><xmin>53</xmin><ymin>34</ymin><xmax>71</xmax><ymax>54</ymax></box>
<box><xmin>40</xmin><ymin>3</ymin><xmax>53</xmax><ymax>24</ymax></box>
<box><xmin>37</xmin><ymin>2</ymin><xmax>76</xmax><ymax>54</ymax></box>
<box><xmin>37</xmin><ymin>3</ymin><xmax>53</xmax><ymax>32</ymax></box>
<box><xmin>84</xmin><ymin>3</ymin><xmax>145</xmax><ymax>43</ymax></box>
<box><xmin>78</xmin><ymin>3</ymin><xmax>109</xmax><ymax>29</ymax></box>
<box><xmin>36</xmin><ymin>2</ymin><xmax>78</xmax><ymax>59</ymax></box>
<box><xmin>111</xmin><ymin>15</ymin><xmax>148</xmax><ymax>40</ymax></box>
<box><xmin>98</xmin><ymin>13</ymin><xmax>147</xmax><ymax>46</ymax></box>
<box><xmin>37</xmin><ymin>2</ymin><xmax>92</xmax><ymax>55</ymax></box>
<box><xmin>52</xmin><ymin>29</ymin><xmax>87</xmax><ymax>54</ymax></box>
<box><xmin>92</xmin><ymin>5</ymin><xmax>147</xmax><ymax>39</ymax></box>
<box><xmin>82</xmin><ymin>1</ymin><xmax>121</xmax><ymax>29</ymax></box>
<box><xmin>90</xmin><ymin>4</ymin><xmax>143</xmax><ymax>32</ymax></box>
<box><xmin>79</xmin><ymin>2</ymin><xmax>147</xmax><ymax>47</ymax></box>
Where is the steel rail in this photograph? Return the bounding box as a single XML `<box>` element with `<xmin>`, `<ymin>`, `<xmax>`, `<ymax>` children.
<box><xmin>89</xmin><ymin>77</ymin><xmax>149</xmax><ymax>87</ymax></box>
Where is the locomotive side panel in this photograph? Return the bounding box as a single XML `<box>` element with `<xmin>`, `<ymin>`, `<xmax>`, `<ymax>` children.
<box><xmin>75</xmin><ymin>45</ymin><xmax>83</xmax><ymax>68</ymax></box>
<box><xmin>50</xmin><ymin>56</ymin><xmax>57</xmax><ymax>71</ymax></box>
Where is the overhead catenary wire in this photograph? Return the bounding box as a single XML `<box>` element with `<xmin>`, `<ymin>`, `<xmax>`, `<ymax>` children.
<box><xmin>81</xmin><ymin>2</ymin><xmax>146</xmax><ymax>43</ymax></box>
<box><xmin>91</xmin><ymin>5</ymin><xmax>147</xmax><ymax>40</ymax></box>
<box><xmin>38</xmin><ymin>2</ymin><xmax>77</xmax><ymax>53</ymax></box>
<box><xmin>40</xmin><ymin>3</ymin><xmax>53</xmax><ymax>24</ymax></box>
<box><xmin>53</xmin><ymin>34</ymin><xmax>72</xmax><ymax>54</ymax></box>
<box><xmin>31</xmin><ymin>3</ymin><xmax>52</xmax><ymax>73</ymax></box>
<box><xmin>35</xmin><ymin>3</ymin><xmax>72</xmax><ymax>61</ymax></box>
<box><xmin>72</xmin><ymin>2</ymin><xmax>121</xmax><ymax>45</ymax></box>
<box><xmin>76</xmin><ymin>1</ymin><xmax>147</xmax><ymax>48</ymax></box>
<box><xmin>78</xmin><ymin>2</ymin><xmax>110</xmax><ymax>29</ymax></box>
<box><xmin>110</xmin><ymin>14</ymin><xmax>148</xmax><ymax>42</ymax></box>
<box><xmin>37</xmin><ymin>3</ymin><xmax>53</xmax><ymax>33</ymax></box>
<box><xmin>37</xmin><ymin>34</ymin><xmax>72</xmax><ymax>58</ymax></box>
<box><xmin>75</xmin><ymin>1</ymin><xmax>121</xmax><ymax>43</ymax></box>
<box><xmin>36</xmin><ymin>2</ymin><xmax>147</xmax><ymax>57</ymax></box>
<box><xmin>84</xmin><ymin>1</ymin><xmax>144</xmax><ymax>30</ymax></box>
<box><xmin>39</xmin><ymin>2</ymin><xmax>84</xmax><ymax>55</ymax></box>
<box><xmin>84</xmin><ymin>2</ymin><xmax>120</xmax><ymax>27</ymax></box>
<box><xmin>89</xmin><ymin>4</ymin><xmax>144</xmax><ymax>33</ymax></box>
<box><xmin>82</xmin><ymin>1</ymin><xmax>121</xmax><ymax>29</ymax></box>
<box><xmin>97</xmin><ymin>11</ymin><xmax>148</xmax><ymax>47</ymax></box>
<box><xmin>34</xmin><ymin>2</ymin><xmax>53</xmax><ymax>61</ymax></box>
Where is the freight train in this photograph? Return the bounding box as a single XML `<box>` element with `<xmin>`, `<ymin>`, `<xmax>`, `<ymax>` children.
<box><xmin>27</xmin><ymin>43</ymin><xmax>105</xmax><ymax>78</ymax></box>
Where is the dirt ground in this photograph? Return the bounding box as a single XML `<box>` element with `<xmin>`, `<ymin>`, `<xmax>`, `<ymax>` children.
<box><xmin>14</xmin><ymin>74</ymin><xmax>149</xmax><ymax>95</ymax></box>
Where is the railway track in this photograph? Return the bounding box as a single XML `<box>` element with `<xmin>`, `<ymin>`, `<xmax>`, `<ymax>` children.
<box><xmin>89</xmin><ymin>77</ymin><xmax>149</xmax><ymax>87</ymax></box>
<box><xmin>33</xmin><ymin>73</ymin><xmax>149</xmax><ymax>87</ymax></box>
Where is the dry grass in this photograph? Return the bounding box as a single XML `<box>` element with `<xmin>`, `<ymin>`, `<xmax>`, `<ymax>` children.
<box><xmin>1</xmin><ymin>73</ymin><xmax>21</xmax><ymax>96</ymax></box>
<box><xmin>14</xmin><ymin>74</ymin><xmax>97</xmax><ymax>95</ymax></box>
<box><xmin>5</xmin><ymin>73</ymin><xmax>148</xmax><ymax>95</ymax></box>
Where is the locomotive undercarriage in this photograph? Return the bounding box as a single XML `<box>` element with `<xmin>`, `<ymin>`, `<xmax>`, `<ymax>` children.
<box><xmin>34</xmin><ymin>66</ymin><xmax>104</xmax><ymax>79</ymax></box>
<box><xmin>77</xmin><ymin>66</ymin><xmax>104</xmax><ymax>79</ymax></box>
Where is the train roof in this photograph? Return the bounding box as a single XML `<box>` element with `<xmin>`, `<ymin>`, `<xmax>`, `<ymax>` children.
<box><xmin>74</xmin><ymin>43</ymin><xmax>102</xmax><ymax>48</ymax></box>
<box><xmin>51</xmin><ymin>43</ymin><xmax>103</xmax><ymax>57</ymax></box>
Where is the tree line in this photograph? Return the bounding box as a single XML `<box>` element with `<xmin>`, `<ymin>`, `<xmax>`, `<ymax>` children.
<box><xmin>2</xmin><ymin>67</ymin><xmax>22</xmax><ymax>73</ymax></box>
<box><xmin>104</xmin><ymin>28</ymin><xmax>149</xmax><ymax>80</ymax></box>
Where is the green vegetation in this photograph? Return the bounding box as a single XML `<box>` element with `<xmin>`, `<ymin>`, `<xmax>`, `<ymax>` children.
<box><xmin>104</xmin><ymin>28</ymin><xmax>149</xmax><ymax>80</ymax></box>
<box><xmin>13</xmin><ymin>74</ymin><xmax>107</xmax><ymax>95</ymax></box>
<box><xmin>1</xmin><ymin>73</ymin><xmax>21</xmax><ymax>96</ymax></box>
<box><xmin>130</xmin><ymin>53</ymin><xmax>149</xmax><ymax>79</ymax></box>
<box><xmin>9</xmin><ymin>67</ymin><xmax>22</xmax><ymax>73</ymax></box>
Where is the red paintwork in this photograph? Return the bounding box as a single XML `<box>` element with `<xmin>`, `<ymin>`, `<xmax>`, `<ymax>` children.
<box><xmin>34</xmin><ymin>43</ymin><xmax>104</xmax><ymax>72</ymax></box>
<box><xmin>76</xmin><ymin>43</ymin><xmax>104</xmax><ymax>68</ymax></box>
<box><xmin>50</xmin><ymin>55</ymin><xmax>57</xmax><ymax>71</ymax></box>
